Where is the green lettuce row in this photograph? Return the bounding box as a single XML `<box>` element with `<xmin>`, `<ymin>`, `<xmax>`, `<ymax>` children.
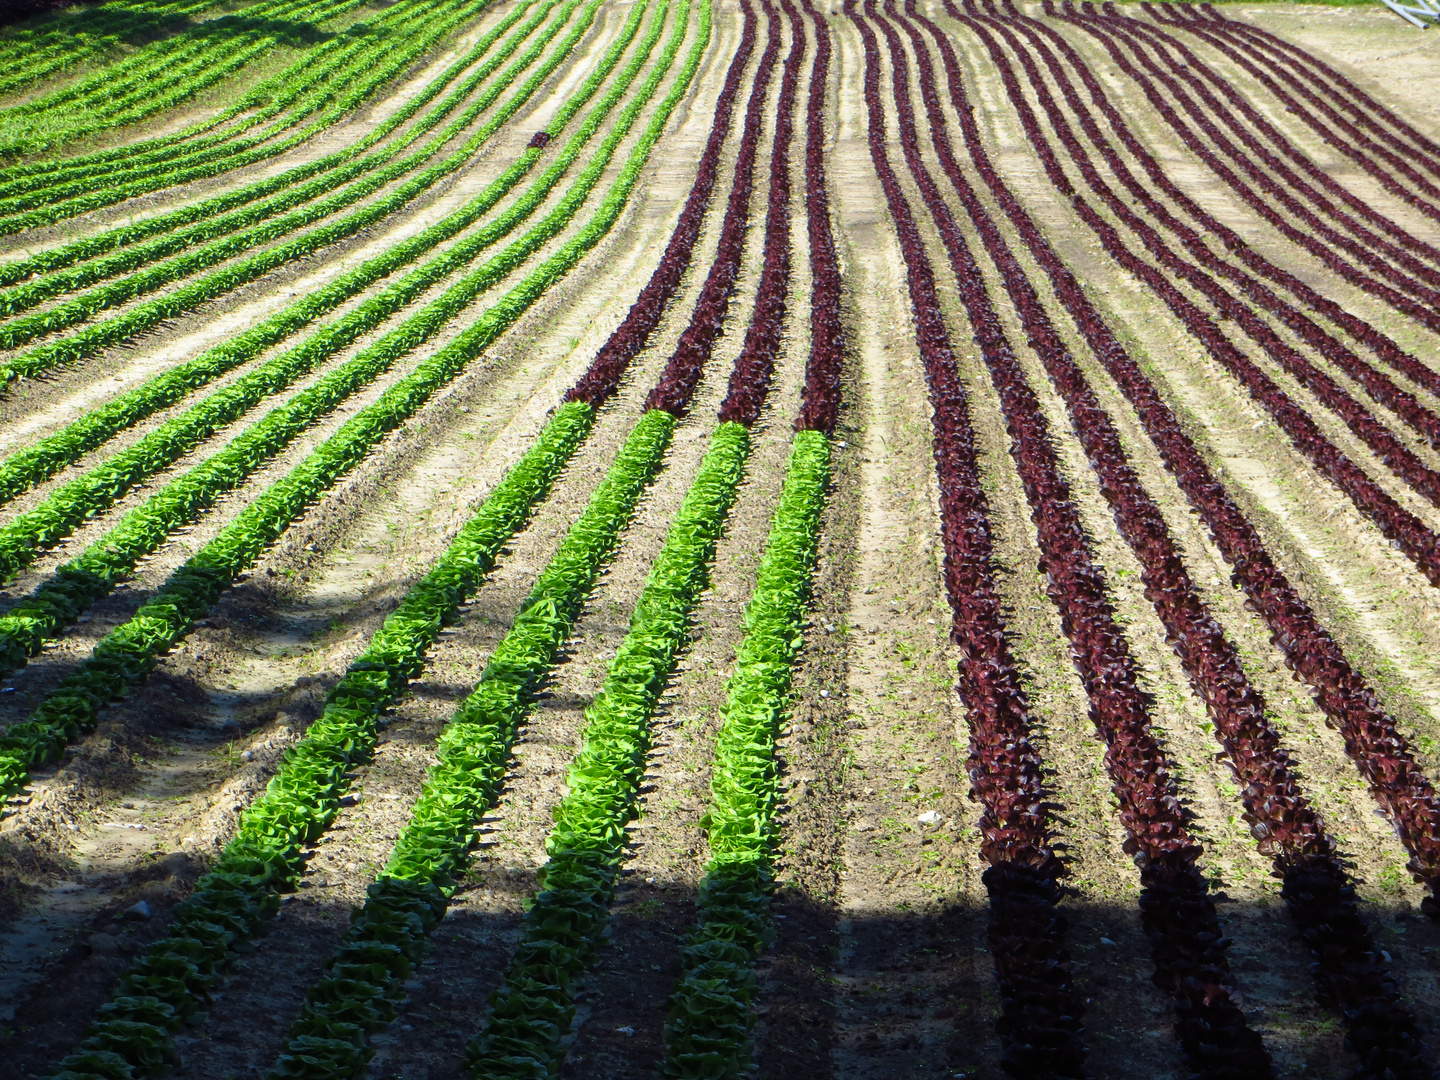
<box><xmin>0</xmin><ymin>0</ymin><xmax>212</xmax><ymax>70</ymax></box>
<box><xmin>662</xmin><ymin>429</ymin><xmax>830</xmax><ymax>1080</ymax></box>
<box><xmin>0</xmin><ymin>25</ymin><xmax>292</xmax><ymax>162</ymax></box>
<box><xmin>464</xmin><ymin>420</ymin><xmax>750</xmax><ymax>1080</ymax></box>
<box><xmin>37</xmin><ymin>6</ymin><xmax>708</xmax><ymax>1067</ymax></box>
<box><xmin>265</xmin><ymin>404</ymin><xmax>680</xmax><ymax>1080</ymax></box>
<box><xmin>0</xmin><ymin>0</ymin><xmax>648</xmax><ymax>511</ymax></box>
<box><xmin>0</xmin><ymin>0</ymin><xmax>462</xmax><ymax>208</ymax></box>
<box><xmin>0</xmin><ymin>0</ymin><xmax>529</xmax><ymax>242</ymax></box>
<box><xmin>0</xmin><ymin>0</ymin><xmax>549</xmax><ymax>510</ymax></box>
<box><xmin>1</xmin><ymin>0</ymin><xmax>294</xmax><ymax>116</ymax></box>
<box><xmin>4</xmin><ymin>0</ymin><xmax>320</xmax><ymax>116</ymax></box>
<box><xmin>0</xmin><ymin>0</ymin><xmax>484</xmax><ymax>317</ymax></box>
<box><xmin>0</xmin><ymin>0</ymin><xmax>357</xmax><ymax>159</ymax></box>
<box><xmin>0</xmin><ymin>0</ymin><xmax>349</xmax><ymax>131</ymax></box>
<box><xmin>48</xmin><ymin>400</ymin><xmax>599</xmax><ymax>1080</ymax></box>
<box><xmin>0</xmin><ymin>0</ymin><xmax>663</xmax><ymax>661</ymax></box>
<box><xmin>0</xmin><ymin>0</ymin><xmax>486</xmax><ymax>211</ymax></box>
<box><xmin>0</xmin><ymin>0</ymin><xmax>710</xmax><ymax>808</ymax></box>
<box><xmin>0</xmin><ymin>0</ymin><xmax>592</xmax><ymax>357</ymax></box>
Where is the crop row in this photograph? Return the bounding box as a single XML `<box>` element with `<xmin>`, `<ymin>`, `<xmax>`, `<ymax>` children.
<box><xmin>983</xmin><ymin>12</ymin><xmax>1440</xmax><ymax>460</ymax></box>
<box><xmin>968</xmin><ymin>13</ymin><xmax>1440</xmax><ymax>519</ymax></box>
<box><xmin>663</xmin><ymin>2</ymin><xmax>844</xmax><ymax>1066</ymax></box>
<box><xmin>0</xmin><ymin>12</ymin><xmax>564</xmax><ymax>516</ymax></box>
<box><xmin>463</xmin><ymin>4</ymin><xmax>790</xmax><ymax>1070</ymax></box>
<box><xmin>0</xmin><ymin>0</ymin><xmax>521</xmax><ymax>241</ymax></box>
<box><xmin>266</xmin><ymin>398</ymin><xmax>681</xmax><ymax>1080</ymax></box>
<box><xmin>37</xmin><ymin>6</ymin><xmax>715</xmax><ymax>1068</ymax></box>
<box><xmin>0</xmin><ymin>0</ymin><xmax>710</xmax><ymax>808</ymax></box>
<box><xmin>258</xmin><ymin>8</ymin><xmax>792</xmax><ymax>1068</ymax></box>
<box><xmin>793</xmin><ymin>0</ymin><xmax>841</xmax><ymax>436</ymax></box>
<box><xmin>1173</xmin><ymin>2</ymin><xmax>1440</xmax><ymax>181</ymax></box>
<box><xmin>564</xmin><ymin>0</ymin><xmax>759</xmax><ymax>408</ymax></box>
<box><xmin>0</xmin><ymin>20</ymin><xmax>350</xmax><ymax>189</ymax></box>
<box><xmin>1115</xmin><ymin>5</ymin><xmax>1440</xmax><ymax>273</ymax></box>
<box><xmin>0</xmin><ymin>0</ymin><xmax>329</xmax><ymax>175</ymax></box>
<box><xmin>0</xmin><ymin>0</ymin><xmax>476</xmax><ymax>217</ymax></box>
<box><xmin>0</xmin><ymin>1</ymin><xmax>199</xmax><ymax>97</ymax></box>
<box><xmin>0</xmin><ymin>0</ymin><xmax>639</xmax><ymax>546</ymax></box>
<box><xmin>0</xmin><ymin>0</ymin><xmax>593</xmax><ymax>370</ymax></box>
<box><xmin>915</xmin><ymin>4</ymin><xmax>1435</xmax><ymax>1073</ymax></box>
<box><xmin>1053</xmin><ymin>4</ymin><xmax>1440</xmax><ymax>337</ymax></box>
<box><xmin>0</xmin><ymin>0</ymin><xmax>665</xmax><ymax>676</ymax></box>
<box><xmin>0</xmin><ymin>0</ymin><xmax>355</xmax><ymax>160</ymax></box>
<box><xmin>643</xmin><ymin>0</ymin><xmax>779</xmax><ymax>419</ymax></box>
<box><xmin>970</xmin><ymin>0</ymin><xmax>1440</xmax><ymax>904</ymax></box>
<box><xmin>848</xmin><ymin>5</ymin><xmax>1086</xmax><ymax>1074</ymax></box>
<box><xmin>937</xmin><ymin>1</ymin><xmax>1440</xmax><ymax>1067</ymax></box>
<box><xmin>0</xmin><ymin>0</ymin><xmax>553</xmax><ymax>324</ymax></box>
<box><xmin>717</xmin><ymin>0</ymin><xmax>801</xmax><ymax>429</ymax></box>
<box><xmin>1147</xmin><ymin>7</ymin><xmax>1440</xmax><ymax>241</ymax></box>
<box><xmin>1088</xmin><ymin>4</ymin><xmax>1440</xmax><ymax>299</ymax></box>
<box><xmin>0</xmin><ymin>0</ymin><xmax>453</xmax><ymax>195</ymax></box>
<box><xmin>5</xmin><ymin>0</ymin><xmax>324</xmax><ymax>117</ymax></box>
<box><xmin>1008</xmin><ymin>4</ymin><xmax>1440</xmax><ymax>410</ymax></box>
<box><xmin>50</xmin><ymin>395</ymin><xmax>599</xmax><ymax>1080</ymax></box>
<box><xmin>866</xmin><ymin>4</ymin><xmax>1274</xmax><ymax>1072</ymax></box>
<box><xmin>663</xmin><ymin>427</ymin><xmax>829</xmax><ymax>1079</ymax></box>
<box><xmin>464</xmin><ymin>420</ymin><xmax>750</xmax><ymax>1080</ymax></box>
<box><xmin>973</xmin><ymin>5</ymin><xmax>1440</xmax><ymax>591</ymax></box>
<box><xmin>0</xmin><ymin>0</ymin><xmax>750</xmax><ymax>518</ymax></box>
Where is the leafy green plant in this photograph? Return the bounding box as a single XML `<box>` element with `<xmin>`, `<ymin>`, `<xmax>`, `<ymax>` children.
<box><xmin>0</xmin><ymin>0</ymin><xmax>591</xmax><ymax>364</ymax></box>
<box><xmin>0</xmin><ymin>0</ymin><xmax>686</xmax><ymax>701</ymax></box>
<box><xmin>465</xmin><ymin>419</ymin><xmax>748</xmax><ymax>1080</ymax></box>
<box><xmin>663</xmin><ymin>430</ymin><xmax>830</xmax><ymax>1079</ymax></box>
<box><xmin>45</xmin><ymin>400</ymin><xmax>596</xmax><ymax>1080</ymax></box>
<box><xmin>0</xmin><ymin>0</ymin><xmax>710</xmax><ymax>817</ymax></box>
<box><xmin>0</xmin><ymin>0</ymin><xmax>509</xmax><ymax>247</ymax></box>
<box><xmin>0</xmin><ymin>0</ymin><xmax>652</xmax><ymax>601</ymax></box>
<box><xmin>267</xmin><ymin>393</ymin><xmax>682</xmax><ymax>1079</ymax></box>
<box><xmin>0</xmin><ymin>0</ymin><xmax>362</xmax><ymax>161</ymax></box>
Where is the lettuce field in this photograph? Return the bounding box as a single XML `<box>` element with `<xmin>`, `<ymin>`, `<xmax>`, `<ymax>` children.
<box><xmin>3</xmin><ymin>0</ymin><xmax>1440</xmax><ymax>1076</ymax></box>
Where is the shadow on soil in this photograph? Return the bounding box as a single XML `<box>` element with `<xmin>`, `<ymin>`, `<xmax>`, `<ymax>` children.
<box><xmin>0</xmin><ymin>855</ymin><xmax>1436</xmax><ymax>1080</ymax></box>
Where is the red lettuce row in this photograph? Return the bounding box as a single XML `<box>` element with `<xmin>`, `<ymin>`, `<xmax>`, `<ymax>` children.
<box><xmin>1122</xmin><ymin>3</ymin><xmax>1440</xmax><ymax>260</ymax></box>
<box><xmin>1041</xmin><ymin>1</ymin><xmax>1440</xmax><ymax>335</ymax></box>
<box><xmin>967</xmin><ymin>8</ymin><xmax>1440</xmax><ymax>466</ymax></box>
<box><xmin>929</xmin><ymin>1</ymin><xmax>1440</xmax><ymax>1068</ymax></box>
<box><xmin>997</xmin><ymin>5</ymin><xmax>1440</xmax><ymax>410</ymax></box>
<box><xmin>947</xmin><ymin>0</ymin><xmax>1440</xmax><ymax>903</ymax></box>
<box><xmin>1064</xmin><ymin>3</ymin><xmax>1440</xmax><ymax>305</ymax></box>
<box><xmin>965</xmin><ymin>12</ymin><xmax>1440</xmax><ymax>517</ymax></box>
<box><xmin>867</xmin><ymin>3</ymin><xmax>1273</xmax><ymax>1072</ymax></box>
<box><xmin>716</xmin><ymin>0</ymin><xmax>801</xmax><ymax>428</ymax></box>
<box><xmin>958</xmin><ymin>7</ymin><xmax>1440</xmax><ymax>589</ymax></box>
<box><xmin>1172</xmin><ymin>2</ymin><xmax>1440</xmax><ymax>181</ymax></box>
<box><xmin>847</xmin><ymin>4</ymin><xmax>1086</xmax><ymax>1074</ymax></box>
<box><xmin>640</xmin><ymin>1</ymin><xmax>781</xmax><ymax>419</ymax></box>
<box><xmin>565</xmin><ymin>0</ymin><xmax>761</xmax><ymax>409</ymax></box>
<box><xmin>907</xmin><ymin>4</ymin><xmax>1434</xmax><ymax>1074</ymax></box>
<box><xmin>793</xmin><ymin>0</ymin><xmax>843</xmax><ymax>435</ymax></box>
